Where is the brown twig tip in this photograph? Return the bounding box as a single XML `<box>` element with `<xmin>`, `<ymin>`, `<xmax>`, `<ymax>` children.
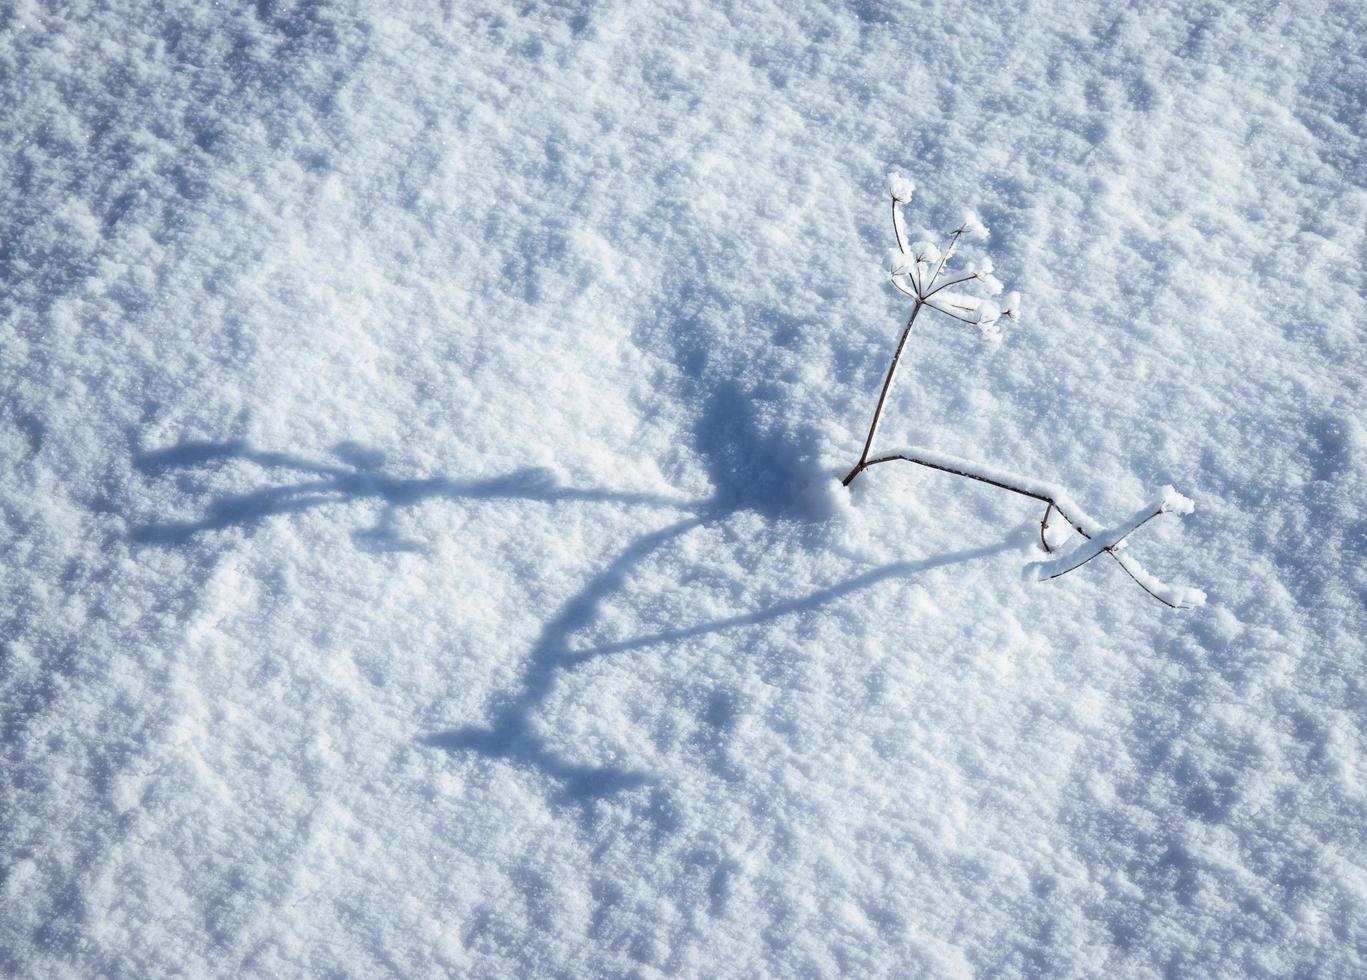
<box><xmin>842</xmin><ymin>176</ymin><xmax>1203</xmax><ymax>609</ymax></box>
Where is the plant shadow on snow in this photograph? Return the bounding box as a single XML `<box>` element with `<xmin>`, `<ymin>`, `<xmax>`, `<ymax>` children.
<box><xmin>420</xmin><ymin>387</ymin><xmax>1023</xmax><ymax>818</ymax></box>
<box><xmin>128</xmin><ymin>440</ymin><xmax>694</xmax><ymax>552</ymax></box>
<box><xmin>129</xmin><ymin>418</ymin><xmax>1017</xmax><ymax>815</ymax></box>
<box><xmin>421</xmin><ymin>527</ymin><xmax>1017</xmax><ymax>819</ymax></box>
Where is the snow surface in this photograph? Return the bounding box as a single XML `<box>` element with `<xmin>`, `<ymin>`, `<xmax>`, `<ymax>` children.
<box><xmin>3</xmin><ymin>0</ymin><xmax>1366</xmax><ymax>976</ymax></box>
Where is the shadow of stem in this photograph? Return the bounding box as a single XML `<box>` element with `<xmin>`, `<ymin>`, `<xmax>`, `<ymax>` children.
<box><xmin>129</xmin><ymin>439</ymin><xmax>700</xmax><ymax>550</ymax></box>
<box><xmin>423</xmin><ymin>524</ymin><xmax>1020</xmax><ymax>809</ymax></box>
<box><xmin>133</xmin><ymin>438</ymin><xmax>1020</xmax><ymax>811</ymax></box>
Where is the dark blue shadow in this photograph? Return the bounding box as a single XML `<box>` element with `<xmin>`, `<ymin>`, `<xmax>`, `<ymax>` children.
<box><xmin>423</xmin><ymin>515</ymin><xmax>706</xmax><ymax>810</ymax></box>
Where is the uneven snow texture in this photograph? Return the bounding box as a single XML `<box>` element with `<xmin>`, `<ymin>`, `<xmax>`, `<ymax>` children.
<box><xmin>3</xmin><ymin>0</ymin><xmax>1366</xmax><ymax>976</ymax></box>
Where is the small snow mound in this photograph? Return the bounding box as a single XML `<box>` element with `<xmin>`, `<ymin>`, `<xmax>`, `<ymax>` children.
<box><xmin>1006</xmin><ymin>520</ymin><xmax>1044</xmax><ymax>554</ymax></box>
<box><xmin>910</xmin><ymin>240</ymin><xmax>941</xmax><ymax>264</ymax></box>
<box><xmin>1160</xmin><ymin>485</ymin><xmax>1196</xmax><ymax>514</ymax></box>
<box><xmin>959</xmin><ymin>209</ymin><xmax>989</xmax><ymax>240</ymax></box>
<box><xmin>887</xmin><ymin>248</ymin><xmax>915</xmax><ymax>275</ymax></box>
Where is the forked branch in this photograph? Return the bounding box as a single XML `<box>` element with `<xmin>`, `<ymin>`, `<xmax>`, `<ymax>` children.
<box><xmin>842</xmin><ymin>174</ymin><xmax>1203</xmax><ymax>609</ymax></box>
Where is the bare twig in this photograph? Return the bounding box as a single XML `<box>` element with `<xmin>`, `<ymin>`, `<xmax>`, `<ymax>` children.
<box><xmin>922</xmin><ymin>274</ymin><xmax>978</xmax><ymax>301</ymax></box>
<box><xmin>891</xmin><ymin>195</ymin><xmax>910</xmax><ymax>255</ymax></box>
<box><xmin>890</xmin><ymin>277</ymin><xmax>918</xmax><ymax>300</ymax></box>
<box><xmin>928</xmin><ymin>229</ymin><xmax>963</xmax><ymax>288</ymax></box>
<box><xmin>921</xmin><ymin>301</ymin><xmax>980</xmax><ymax>325</ymax></box>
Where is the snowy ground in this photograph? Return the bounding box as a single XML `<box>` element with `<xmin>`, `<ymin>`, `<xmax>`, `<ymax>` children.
<box><xmin>3</xmin><ymin>0</ymin><xmax>1366</xmax><ymax>975</ymax></box>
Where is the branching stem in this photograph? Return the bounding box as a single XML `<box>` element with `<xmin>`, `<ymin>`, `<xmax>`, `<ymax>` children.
<box><xmin>842</xmin><ymin>181</ymin><xmax>1197</xmax><ymax>608</ymax></box>
<box><xmin>922</xmin><ymin>274</ymin><xmax>977</xmax><ymax>301</ymax></box>
<box><xmin>847</xmin><ymin>453</ymin><xmax>1189</xmax><ymax>607</ymax></box>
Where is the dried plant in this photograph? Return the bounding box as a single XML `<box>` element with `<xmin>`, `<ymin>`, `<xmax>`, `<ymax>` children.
<box><xmin>842</xmin><ymin>174</ymin><xmax>1204</xmax><ymax>609</ymax></box>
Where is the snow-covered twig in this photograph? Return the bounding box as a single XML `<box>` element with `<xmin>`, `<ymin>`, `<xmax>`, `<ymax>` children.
<box><xmin>1034</xmin><ymin>487</ymin><xmax>1193</xmax><ymax>581</ymax></box>
<box><xmin>841</xmin><ymin>174</ymin><xmax>1203</xmax><ymax>608</ymax></box>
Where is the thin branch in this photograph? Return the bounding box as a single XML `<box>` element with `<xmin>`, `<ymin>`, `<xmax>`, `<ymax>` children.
<box><xmin>922</xmin><ymin>301</ymin><xmax>979</xmax><ymax>325</ymax></box>
<box><xmin>844</xmin><ymin>182</ymin><xmax>1200</xmax><ymax>609</ymax></box>
<box><xmin>859</xmin><ymin>452</ymin><xmax>1051</xmax><ymax>505</ymax></box>
<box><xmin>1041</xmin><ymin>508</ymin><xmax>1164</xmax><ymax>581</ymax></box>
<box><xmin>927</xmin><ymin>229</ymin><xmax>962</xmax><ymax>289</ymax></box>
<box><xmin>1110</xmin><ymin>552</ymin><xmax>1185</xmax><ymax>609</ymax></box>
<box><xmin>922</xmin><ymin>274</ymin><xmax>978</xmax><ymax>301</ymax></box>
<box><xmin>841</xmin><ymin>302</ymin><xmax>925</xmax><ymax>486</ymax></box>
<box><xmin>890</xmin><ymin>276</ymin><xmax>918</xmax><ymax>299</ymax></box>
<box><xmin>909</xmin><ymin>259</ymin><xmax>924</xmax><ymax>295</ymax></box>
<box><xmin>1042</xmin><ymin>539</ymin><xmax>1110</xmax><ymax>578</ymax></box>
<box><xmin>865</xmin><ymin>448</ymin><xmax>1088</xmax><ymax>540</ymax></box>
<box><xmin>892</xmin><ymin>195</ymin><xmax>909</xmax><ymax>255</ymax></box>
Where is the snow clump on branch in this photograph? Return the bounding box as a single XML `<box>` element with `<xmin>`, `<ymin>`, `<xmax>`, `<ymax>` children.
<box><xmin>959</xmin><ymin>209</ymin><xmax>989</xmax><ymax>240</ymax></box>
<box><xmin>887</xmin><ymin>171</ymin><xmax>916</xmax><ymax>203</ymax></box>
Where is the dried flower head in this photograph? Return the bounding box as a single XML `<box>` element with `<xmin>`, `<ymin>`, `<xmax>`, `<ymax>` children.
<box><xmin>888</xmin><ymin>172</ymin><xmax>916</xmax><ymax>203</ymax></box>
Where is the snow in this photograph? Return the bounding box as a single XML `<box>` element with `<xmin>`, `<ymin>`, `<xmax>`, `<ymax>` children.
<box><xmin>1104</xmin><ymin>554</ymin><xmax>1209</xmax><ymax>613</ymax></box>
<box><xmin>1160</xmin><ymin>485</ymin><xmax>1196</xmax><ymax>516</ymax></box>
<box><xmin>912</xmin><ymin>240</ymin><xmax>942</xmax><ymax>265</ymax></box>
<box><xmin>887</xmin><ymin>248</ymin><xmax>916</xmax><ymax>277</ymax></box>
<box><xmin>3</xmin><ymin>0</ymin><xmax>1366</xmax><ymax>976</ymax></box>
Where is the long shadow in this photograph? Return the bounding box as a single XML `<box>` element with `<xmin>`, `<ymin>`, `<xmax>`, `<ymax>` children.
<box><xmin>423</xmin><ymin>527</ymin><xmax>1019</xmax><ymax>808</ymax></box>
<box><xmin>562</xmin><ymin>536</ymin><xmax>1021</xmax><ymax>665</ymax></box>
<box><xmin>423</xmin><ymin>515</ymin><xmax>709</xmax><ymax>807</ymax></box>
<box><xmin>130</xmin><ymin>440</ymin><xmax>700</xmax><ymax>550</ymax></box>
<box><xmin>134</xmin><ymin>434</ymin><xmax>1017</xmax><ymax>811</ymax></box>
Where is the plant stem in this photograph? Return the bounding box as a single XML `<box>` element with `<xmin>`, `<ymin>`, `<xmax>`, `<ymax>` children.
<box><xmin>842</xmin><ymin>301</ymin><xmax>924</xmax><ymax>486</ymax></box>
<box><xmin>848</xmin><ymin>451</ymin><xmax>1193</xmax><ymax>607</ymax></box>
